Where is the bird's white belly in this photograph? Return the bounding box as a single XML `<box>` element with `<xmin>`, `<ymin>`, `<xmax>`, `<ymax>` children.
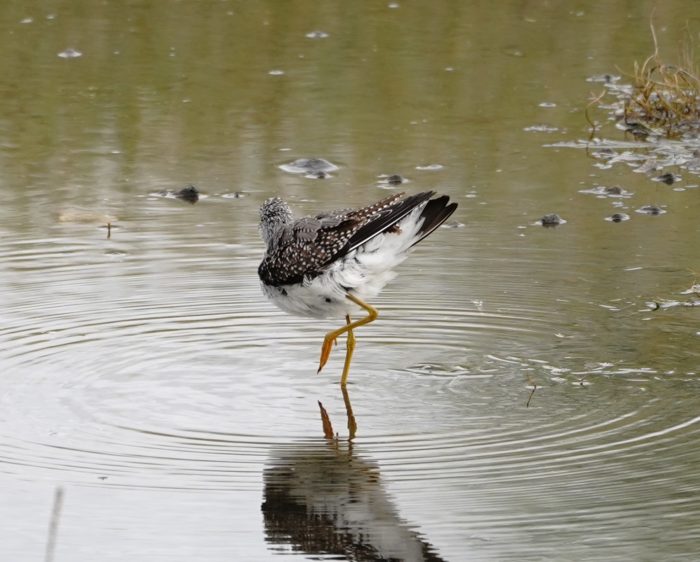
<box><xmin>261</xmin><ymin>264</ymin><xmax>396</xmax><ymax>319</ymax></box>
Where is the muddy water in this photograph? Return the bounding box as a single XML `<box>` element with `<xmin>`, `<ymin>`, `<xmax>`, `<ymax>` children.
<box><xmin>1</xmin><ymin>1</ymin><xmax>699</xmax><ymax>561</ymax></box>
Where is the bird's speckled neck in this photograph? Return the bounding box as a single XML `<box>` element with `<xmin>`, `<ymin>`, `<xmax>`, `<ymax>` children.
<box><xmin>259</xmin><ymin>197</ymin><xmax>293</xmax><ymax>247</ymax></box>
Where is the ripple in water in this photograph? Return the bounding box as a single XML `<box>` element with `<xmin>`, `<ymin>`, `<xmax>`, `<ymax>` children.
<box><xmin>1</xmin><ymin>217</ymin><xmax>699</xmax><ymax>560</ymax></box>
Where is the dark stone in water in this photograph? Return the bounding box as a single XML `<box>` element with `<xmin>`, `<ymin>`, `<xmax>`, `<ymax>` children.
<box><xmin>655</xmin><ymin>173</ymin><xmax>676</xmax><ymax>185</ymax></box>
<box><xmin>280</xmin><ymin>158</ymin><xmax>339</xmax><ymax>174</ymax></box>
<box><xmin>638</xmin><ymin>205</ymin><xmax>662</xmax><ymax>215</ymax></box>
<box><xmin>604</xmin><ymin>185</ymin><xmax>623</xmax><ymax>195</ymax></box>
<box><xmin>610</xmin><ymin>213</ymin><xmax>628</xmax><ymax>222</ymax></box>
<box><xmin>176</xmin><ymin>185</ymin><xmax>199</xmax><ymax>203</ymax></box>
<box><xmin>540</xmin><ymin>213</ymin><xmax>563</xmax><ymax>227</ymax></box>
<box><xmin>623</xmin><ymin>121</ymin><xmax>652</xmax><ymax>139</ymax></box>
<box><xmin>387</xmin><ymin>174</ymin><xmax>405</xmax><ymax>185</ymax></box>
<box><xmin>301</xmin><ymin>159</ymin><xmax>335</xmax><ymax>172</ymax></box>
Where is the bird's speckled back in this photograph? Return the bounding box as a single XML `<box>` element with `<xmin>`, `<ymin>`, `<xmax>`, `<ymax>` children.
<box><xmin>258</xmin><ymin>193</ymin><xmax>405</xmax><ymax>287</ymax></box>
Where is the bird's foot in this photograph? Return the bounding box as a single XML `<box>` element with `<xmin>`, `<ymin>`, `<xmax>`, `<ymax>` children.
<box><xmin>317</xmin><ymin>335</ymin><xmax>337</xmax><ymax>373</ymax></box>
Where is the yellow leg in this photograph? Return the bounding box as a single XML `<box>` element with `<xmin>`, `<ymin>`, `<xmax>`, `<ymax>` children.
<box><xmin>317</xmin><ymin>293</ymin><xmax>379</xmax><ymax>385</ymax></box>
<box><xmin>340</xmin><ymin>315</ymin><xmax>356</xmax><ymax>386</ymax></box>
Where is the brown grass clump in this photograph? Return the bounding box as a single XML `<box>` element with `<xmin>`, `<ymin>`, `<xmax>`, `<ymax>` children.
<box><xmin>625</xmin><ymin>24</ymin><xmax>700</xmax><ymax>138</ymax></box>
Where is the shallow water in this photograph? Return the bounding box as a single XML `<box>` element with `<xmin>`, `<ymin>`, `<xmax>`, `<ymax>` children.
<box><xmin>1</xmin><ymin>1</ymin><xmax>700</xmax><ymax>561</ymax></box>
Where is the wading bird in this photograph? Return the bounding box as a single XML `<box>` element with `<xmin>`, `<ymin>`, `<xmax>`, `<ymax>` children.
<box><xmin>258</xmin><ymin>191</ymin><xmax>457</xmax><ymax>385</ymax></box>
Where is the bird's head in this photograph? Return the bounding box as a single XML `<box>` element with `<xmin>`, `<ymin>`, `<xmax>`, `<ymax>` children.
<box><xmin>259</xmin><ymin>197</ymin><xmax>293</xmax><ymax>246</ymax></box>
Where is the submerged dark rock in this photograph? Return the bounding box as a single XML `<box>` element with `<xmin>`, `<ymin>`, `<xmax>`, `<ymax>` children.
<box><xmin>387</xmin><ymin>174</ymin><xmax>405</xmax><ymax>185</ymax></box>
<box><xmin>622</xmin><ymin>121</ymin><xmax>652</xmax><ymax>139</ymax></box>
<box><xmin>608</xmin><ymin>213</ymin><xmax>630</xmax><ymax>223</ymax></box>
<box><xmin>636</xmin><ymin>205</ymin><xmax>664</xmax><ymax>215</ymax></box>
<box><xmin>578</xmin><ymin>185</ymin><xmax>633</xmax><ymax>199</ymax></box>
<box><xmin>377</xmin><ymin>173</ymin><xmax>407</xmax><ymax>188</ymax></box>
<box><xmin>279</xmin><ymin>158</ymin><xmax>339</xmax><ymax>175</ymax></box>
<box><xmin>539</xmin><ymin>213</ymin><xmax>564</xmax><ymax>227</ymax></box>
<box><xmin>653</xmin><ymin>173</ymin><xmax>679</xmax><ymax>185</ymax></box>
<box><xmin>151</xmin><ymin>185</ymin><xmax>201</xmax><ymax>203</ymax></box>
<box><xmin>175</xmin><ymin>185</ymin><xmax>200</xmax><ymax>203</ymax></box>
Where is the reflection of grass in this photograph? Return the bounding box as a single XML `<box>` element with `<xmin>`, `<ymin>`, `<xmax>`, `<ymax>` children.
<box><xmin>627</xmin><ymin>23</ymin><xmax>700</xmax><ymax>138</ymax></box>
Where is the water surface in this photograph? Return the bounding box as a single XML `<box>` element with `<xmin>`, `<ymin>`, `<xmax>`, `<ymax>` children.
<box><xmin>1</xmin><ymin>1</ymin><xmax>699</xmax><ymax>561</ymax></box>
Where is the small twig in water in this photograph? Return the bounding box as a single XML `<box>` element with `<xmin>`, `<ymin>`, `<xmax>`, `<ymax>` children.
<box><xmin>585</xmin><ymin>90</ymin><xmax>606</xmax><ymax>142</ymax></box>
<box><xmin>107</xmin><ymin>222</ymin><xmax>111</xmax><ymax>239</ymax></box>
<box><xmin>526</xmin><ymin>384</ymin><xmax>537</xmax><ymax>408</ymax></box>
<box><xmin>44</xmin><ymin>486</ymin><xmax>64</xmax><ymax>562</ymax></box>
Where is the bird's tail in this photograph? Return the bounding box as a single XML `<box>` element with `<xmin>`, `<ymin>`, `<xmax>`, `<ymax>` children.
<box><xmin>411</xmin><ymin>195</ymin><xmax>458</xmax><ymax>248</ymax></box>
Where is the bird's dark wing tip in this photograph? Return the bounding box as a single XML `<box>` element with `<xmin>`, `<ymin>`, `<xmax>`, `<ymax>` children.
<box><xmin>412</xmin><ymin>195</ymin><xmax>458</xmax><ymax>247</ymax></box>
<box><xmin>342</xmin><ymin>191</ymin><xmax>435</xmax><ymax>255</ymax></box>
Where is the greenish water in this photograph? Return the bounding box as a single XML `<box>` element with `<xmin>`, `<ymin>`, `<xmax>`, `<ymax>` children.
<box><xmin>0</xmin><ymin>2</ymin><xmax>699</xmax><ymax>561</ymax></box>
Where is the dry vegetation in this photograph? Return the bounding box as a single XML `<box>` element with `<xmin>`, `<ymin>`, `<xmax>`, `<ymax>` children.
<box><xmin>589</xmin><ymin>21</ymin><xmax>700</xmax><ymax>140</ymax></box>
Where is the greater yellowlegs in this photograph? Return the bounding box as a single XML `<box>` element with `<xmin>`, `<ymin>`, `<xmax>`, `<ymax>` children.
<box><xmin>258</xmin><ymin>191</ymin><xmax>457</xmax><ymax>385</ymax></box>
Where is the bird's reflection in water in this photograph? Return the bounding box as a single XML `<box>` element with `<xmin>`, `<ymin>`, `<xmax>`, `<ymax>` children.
<box><xmin>261</xmin><ymin>386</ymin><xmax>447</xmax><ymax>562</ymax></box>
